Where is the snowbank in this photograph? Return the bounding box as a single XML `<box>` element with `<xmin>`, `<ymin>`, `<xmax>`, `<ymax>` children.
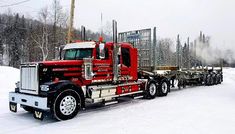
<box><xmin>0</xmin><ymin>67</ymin><xmax>235</xmax><ymax>134</ymax></box>
<box><xmin>0</xmin><ymin>66</ymin><xmax>20</xmax><ymax>96</ymax></box>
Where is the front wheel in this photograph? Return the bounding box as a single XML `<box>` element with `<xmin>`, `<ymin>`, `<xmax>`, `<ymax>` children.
<box><xmin>52</xmin><ymin>89</ymin><xmax>81</xmax><ymax>121</ymax></box>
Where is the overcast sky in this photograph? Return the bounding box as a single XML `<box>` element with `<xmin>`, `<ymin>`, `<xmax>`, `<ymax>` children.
<box><xmin>0</xmin><ymin>0</ymin><xmax>234</xmax><ymax>52</ymax></box>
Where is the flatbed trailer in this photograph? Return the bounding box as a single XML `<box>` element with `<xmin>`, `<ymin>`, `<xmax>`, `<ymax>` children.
<box><xmin>138</xmin><ymin>65</ymin><xmax>223</xmax><ymax>91</ymax></box>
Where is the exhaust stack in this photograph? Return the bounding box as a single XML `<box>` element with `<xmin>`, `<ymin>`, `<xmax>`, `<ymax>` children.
<box><xmin>112</xmin><ymin>20</ymin><xmax>119</xmax><ymax>83</ymax></box>
<box><xmin>81</xmin><ymin>26</ymin><xmax>86</xmax><ymax>41</ymax></box>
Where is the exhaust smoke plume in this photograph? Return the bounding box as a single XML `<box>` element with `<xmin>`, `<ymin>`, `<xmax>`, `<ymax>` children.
<box><xmin>194</xmin><ymin>36</ymin><xmax>235</xmax><ymax>66</ymax></box>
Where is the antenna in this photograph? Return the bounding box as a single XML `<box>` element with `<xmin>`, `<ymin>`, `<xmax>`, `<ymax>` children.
<box><xmin>100</xmin><ymin>13</ymin><xmax>103</xmax><ymax>37</ymax></box>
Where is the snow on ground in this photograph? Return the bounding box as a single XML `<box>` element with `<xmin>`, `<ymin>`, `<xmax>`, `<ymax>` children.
<box><xmin>0</xmin><ymin>66</ymin><xmax>20</xmax><ymax>95</ymax></box>
<box><xmin>0</xmin><ymin>66</ymin><xmax>20</xmax><ymax>114</ymax></box>
<box><xmin>0</xmin><ymin>66</ymin><xmax>235</xmax><ymax>134</ymax></box>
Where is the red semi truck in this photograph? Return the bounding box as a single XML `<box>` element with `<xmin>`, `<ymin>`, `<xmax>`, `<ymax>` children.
<box><xmin>8</xmin><ymin>20</ymin><xmax>223</xmax><ymax>121</ymax></box>
<box><xmin>9</xmin><ymin>22</ymin><xmax>170</xmax><ymax>120</ymax></box>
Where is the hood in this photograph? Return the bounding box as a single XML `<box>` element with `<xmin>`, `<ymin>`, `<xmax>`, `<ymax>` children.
<box><xmin>36</xmin><ymin>60</ymin><xmax>84</xmax><ymax>85</ymax></box>
<box><xmin>40</xmin><ymin>60</ymin><xmax>84</xmax><ymax>66</ymax></box>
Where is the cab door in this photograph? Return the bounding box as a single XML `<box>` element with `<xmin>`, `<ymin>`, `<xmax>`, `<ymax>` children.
<box><xmin>92</xmin><ymin>43</ymin><xmax>113</xmax><ymax>82</ymax></box>
<box><xmin>120</xmin><ymin>47</ymin><xmax>132</xmax><ymax>81</ymax></box>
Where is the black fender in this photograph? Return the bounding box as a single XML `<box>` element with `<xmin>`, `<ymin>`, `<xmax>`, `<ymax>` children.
<box><xmin>145</xmin><ymin>79</ymin><xmax>158</xmax><ymax>92</ymax></box>
<box><xmin>147</xmin><ymin>79</ymin><xmax>158</xmax><ymax>86</ymax></box>
<box><xmin>43</xmin><ymin>80</ymin><xmax>85</xmax><ymax>109</ymax></box>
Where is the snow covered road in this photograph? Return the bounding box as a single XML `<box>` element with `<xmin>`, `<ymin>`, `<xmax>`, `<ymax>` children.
<box><xmin>0</xmin><ymin>67</ymin><xmax>235</xmax><ymax>134</ymax></box>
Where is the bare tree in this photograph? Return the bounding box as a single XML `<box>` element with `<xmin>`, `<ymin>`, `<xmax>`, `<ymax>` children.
<box><xmin>51</xmin><ymin>0</ymin><xmax>68</xmax><ymax>28</ymax></box>
<box><xmin>158</xmin><ymin>38</ymin><xmax>174</xmax><ymax>66</ymax></box>
<box><xmin>49</xmin><ymin>0</ymin><xmax>68</xmax><ymax>59</ymax></box>
<box><xmin>31</xmin><ymin>7</ymin><xmax>50</xmax><ymax>61</ymax></box>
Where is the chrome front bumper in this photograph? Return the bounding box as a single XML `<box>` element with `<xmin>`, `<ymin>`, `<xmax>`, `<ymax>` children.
<box><xmin>9</xmin><ymin>92</ymin><xmax>49</xmax><ymax>110</ymax></box>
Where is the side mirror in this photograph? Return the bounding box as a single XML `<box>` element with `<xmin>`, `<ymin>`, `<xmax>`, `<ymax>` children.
<box><xmin>59</xmin><ymin>45</ymin><xmax>65</xmax><ymax>60</ymax></box>
<box><xmin>99</xmin><ymin>43</ymin><xmax>105</xmax><ymax>59</ymax></box>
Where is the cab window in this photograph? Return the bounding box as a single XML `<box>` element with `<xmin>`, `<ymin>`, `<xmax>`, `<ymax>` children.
<box><xmin>121</xmin><ymin>48</ymin><xmax>131</xmax><ymax>67</ymax></box>
<box><xmin>64</xmin><ymin>49</ymin><xmax>93</xmax><ymax>60</ymax></box>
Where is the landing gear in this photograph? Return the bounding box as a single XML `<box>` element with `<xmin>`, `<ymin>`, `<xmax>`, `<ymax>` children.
<box><xmin>178</xmin><ymin>79</ymin><xmax>186</xmax><ymax>89</ymax></box>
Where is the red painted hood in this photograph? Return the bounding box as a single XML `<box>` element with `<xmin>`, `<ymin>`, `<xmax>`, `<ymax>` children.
<box><xmin>40</xmin><ymin>60</ymin><xmax>84</xmax><ymax>66</ymax></box>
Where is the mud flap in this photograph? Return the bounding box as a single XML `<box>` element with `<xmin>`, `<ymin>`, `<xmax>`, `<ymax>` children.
<box><xmin>9</xmin><ymin>102</ymin><xmax>17</xmax><ymax>112</ymax></box>
<box><xmin>33</xmin><ymin>110</ymin><xmax>44</xmax><ymax>120</ymax></box>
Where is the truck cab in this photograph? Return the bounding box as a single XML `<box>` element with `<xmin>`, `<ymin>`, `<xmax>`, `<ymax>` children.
<box><xmin>9</xmin><ymin>41</ymin><xmax>145</xmax><ymax>120</ymax></box>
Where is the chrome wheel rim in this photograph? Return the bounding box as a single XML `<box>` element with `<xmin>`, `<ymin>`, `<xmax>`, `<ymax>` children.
<box><xmin>162</xmin><ymin>82</ymin><xmax>168</xmax><ymax>93</ymax></box>
<box><xmin>60</xmin><ymin>96</ymin><xmax>77</xmax><ymax>115</ymax></box>
<box><xmin>149</xmin><ymin>83</ymin><xmax>156</xmax><ymax>96</ymax></box>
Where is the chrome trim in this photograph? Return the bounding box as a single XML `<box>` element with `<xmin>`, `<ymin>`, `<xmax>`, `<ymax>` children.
<box><xmin>81</xmin><ymin>86</ymin><xmax>86</xmax><ymax>97</ymax></box>
<box><xmin>20</xmin><ymin>63</ymin><xmax>39</xmax><ymax>95</ymax></box>
<box><xmin>88</xmin><ymin>82</ymin><xmax>142</xmax><ymax>91</ymax></box>
<box><xmin>9</xmin><ymin>92</ymin><xmax>49</xmax><ymax>110</ymax></box>
<box><xmin>86</xmin><ymin>90</ymin><xmax>144</xmax><ymax>103</ymax></box>
<box><xmin>83</xmin><ymin>58</ymin><xmax>94</xmax><ymax>80</ymax></box>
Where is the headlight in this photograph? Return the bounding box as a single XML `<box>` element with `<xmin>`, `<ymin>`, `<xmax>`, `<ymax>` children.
<box><xmin>15</xmin><ymin>81</ymin><xmax>20</xmax><ymax>88</ymax></box>
<box><xmin>40</xmin><ymin>85</ymin><xmax>49</xmax><ymax>92</ymax></box>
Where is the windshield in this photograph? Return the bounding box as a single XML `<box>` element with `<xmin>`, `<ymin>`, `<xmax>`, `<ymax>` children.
<box><xmin>64</xmin><ymin>48</ymin><xmax>93</xmax><ymax>60</ymax></box>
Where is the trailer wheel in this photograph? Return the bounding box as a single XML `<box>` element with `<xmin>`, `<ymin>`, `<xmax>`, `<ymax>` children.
<box><xmin>221</xmin><ymin>74</ymin><xmax>223</xmax><ymax>82</ymax></box>
<box><xmin>158</xmin><ymin>80</ymin><xmax>170</xmax><ymax>97</ymax></box>
<box><xmin>210</xmin><ymin>75</ymin><xmax>214</xmax><ymax>85</ymax></box>
<box><xmin>214</xmin><ymin>75</ymin><xmax>219</xmax><ymax>85</ymax></box>
<box><xmin>217</xmin><ymin>74</ymin><xmax>221</xmax><ymax>84</ymax></box>
<box><xmin>218</xmin><ymin>75</ymin><xmax>222</xmax><ymax>84</ymax></box>
<box><xmin>53</xmin><ymin>89</ymin><xmax>81</xmax><ymax>120</ymax></box>
<box><xmin>205</xmin><ymin>75</ymin><xmax>211</xmax><ymax>86</ymax></box>
<box><xmin>145</xmin><ymin>81</ymin><xmax>158</xmax><ymax>99</ymax></box>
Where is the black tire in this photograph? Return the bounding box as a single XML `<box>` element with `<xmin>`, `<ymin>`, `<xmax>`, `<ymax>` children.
<box><xmin>205</xmin><ymin>75</ymin><xmax>211</xmax><ymax>86</ymax></box>
<box><xmin>145</xmin><ymin>81</ymin><xmax>158</xmax><ymax>99</ymax></box>
<box><xmin>52</xmin><ymin>89</ymin><xmax>81</xmax><ymax>121</ymax></box>
<box><xmin>158</xmin><ymin>80</ymin><xmax>170</xmax><ymax>97</ymax></box>
<box><xmin>217</xmin><ymin>75</ymin><xmax>222</xmax><ymax>84</ymax></box>
<box><xmin>215</xmin><ymin>74</ymin><xmax>220</xmax><ymax>85</ymax></box>
<box><xmin>210</xmin><ymin>75</ymin><xmax>214</xmax><ymax>85</ymax></box>
<box><xmin>221</xmin><ymin>74</ymin><xmax>223</xmax><ymax>82</ymax></box>
<box><xmin>22</xmin><ymin>105</ymin><xmax>34</xmax><ymax>113</ymax></box>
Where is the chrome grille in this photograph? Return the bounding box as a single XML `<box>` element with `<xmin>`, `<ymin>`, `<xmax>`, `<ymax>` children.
<box><xmin>20</xmin><ymin>64</ymin><xmax>39</xmax><ymax>95</ymax></box>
